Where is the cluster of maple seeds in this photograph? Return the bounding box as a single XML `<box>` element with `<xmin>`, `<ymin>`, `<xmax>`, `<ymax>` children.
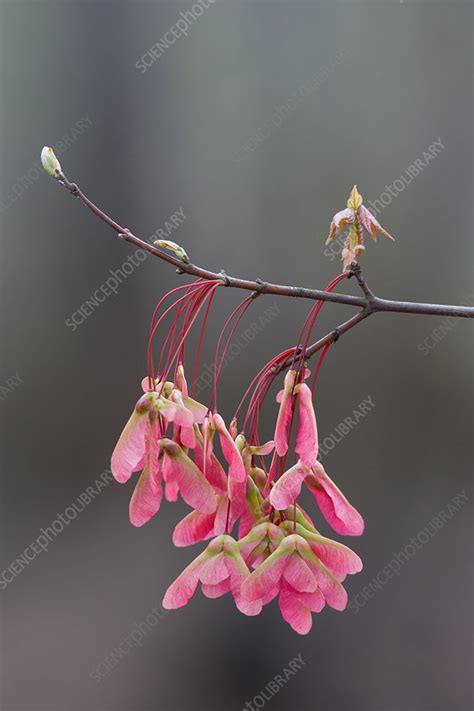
<box><xmin>110</xmin><ymin>189</ymin><xmax>394</xmax><ymax>634</ymax></box>
<box><xmin>111</xmin><ymin>278</ymin><xmax>367</xmax><ymax>635</ymax></box>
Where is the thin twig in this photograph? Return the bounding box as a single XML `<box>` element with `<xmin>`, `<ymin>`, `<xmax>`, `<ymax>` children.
<box><xmin>273</xmin><ymin>310</ymin><xmax>371</xmax><ymax>373</ymax></box>
<box><xmin>55</xmin><ymin>173</ymin><xmax>474</xmax><ymax>322</ymax></box>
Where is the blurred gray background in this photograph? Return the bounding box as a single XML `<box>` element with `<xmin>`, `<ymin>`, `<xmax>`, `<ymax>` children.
<box><xmin>1</xmin><ymin>1</ymin><xmax>472</xmax><ymax>710</ymax></box>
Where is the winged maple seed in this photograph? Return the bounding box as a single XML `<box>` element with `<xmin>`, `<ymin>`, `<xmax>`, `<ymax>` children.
<box><xmin>326</xmin><ymin>185</ymin><xmax>395</xmax><ymax>271</ymax></box>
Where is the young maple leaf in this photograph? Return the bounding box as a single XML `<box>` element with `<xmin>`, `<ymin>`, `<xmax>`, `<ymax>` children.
<box><xmin>326</xmin><ymin>185</ymin><xmax>394</xmax><ymax>270</ymax></box>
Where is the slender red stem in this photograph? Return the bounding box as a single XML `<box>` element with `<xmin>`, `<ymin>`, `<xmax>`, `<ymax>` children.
<box><xmin>210</xmin><ymin>295</ymin><xmax>255</xmax><ymax>412</ymax></box>
<box><xmin>161</xmin><ymin>283</ymin><xmax>221</xmax><ymax>386</ymax></box>
<box><xmin>191</xmin><ymin>287</ymin><xmax>218</xmax><ymax>398</ymax></box>
<box><xmin>311</xmin><ymin>342</ymin><xmax>332</xmax><ymax>396</ymax></box>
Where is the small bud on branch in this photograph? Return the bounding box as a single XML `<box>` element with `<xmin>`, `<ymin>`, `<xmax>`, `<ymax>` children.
<box><xmin>40</xmin><ymin>146</ymin><xmax>62</xmax><ymax>178</ymax></box>
<box><xmin>154</xmin><ymin>239</ymin><xmax>189</xmax><ymax>263</ymax></box>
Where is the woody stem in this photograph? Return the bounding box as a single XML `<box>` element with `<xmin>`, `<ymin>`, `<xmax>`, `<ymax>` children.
<box><xmin>54</xmin><ymin>173</ymin><xmax>474</xmax><ymax>322</ymax></box>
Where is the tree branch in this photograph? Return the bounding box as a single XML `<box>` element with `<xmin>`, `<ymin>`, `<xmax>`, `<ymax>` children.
<box><xmin>54</xmin><ymin>173</ymin><xmax>474</xmax><ymax>329</ymax></box>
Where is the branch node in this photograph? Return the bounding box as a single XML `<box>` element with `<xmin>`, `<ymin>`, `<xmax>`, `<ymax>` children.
<box><xmin>349</xmin><ymin>261</ymin><xmax>376</xmax><ymax>303</ymax></box>
<box><xmin>255</xmin><ymin>277</ymin><xmax>268</xmax><ymax>294</ymax></box>
<box><xmin>348</xmin><ymin>262</ymin><xmax>360</xmax><ymax>277</ymax></box>
<box><xmin>332</xmin><ymin>328</ymin><xmax>341</xmax><ymax>342</ymax></box>
<box><xmin>218</xmin><ymin>270</ymin><xmax>231</xmax><ymax>287</ymax></box>
<box><xmin>175</xmin><ymin>267</ymin><xmax>186</xmax><ymax>275</ymax></box>
<box><xmin>57</xmin><ymin>171</ymin><xmax>79</xmax><ymax>197</ymax></box>
<box><xmin>63</xmin><ymin>180</ymin><xmax>79</xmax><ymax>196</ymax></box>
